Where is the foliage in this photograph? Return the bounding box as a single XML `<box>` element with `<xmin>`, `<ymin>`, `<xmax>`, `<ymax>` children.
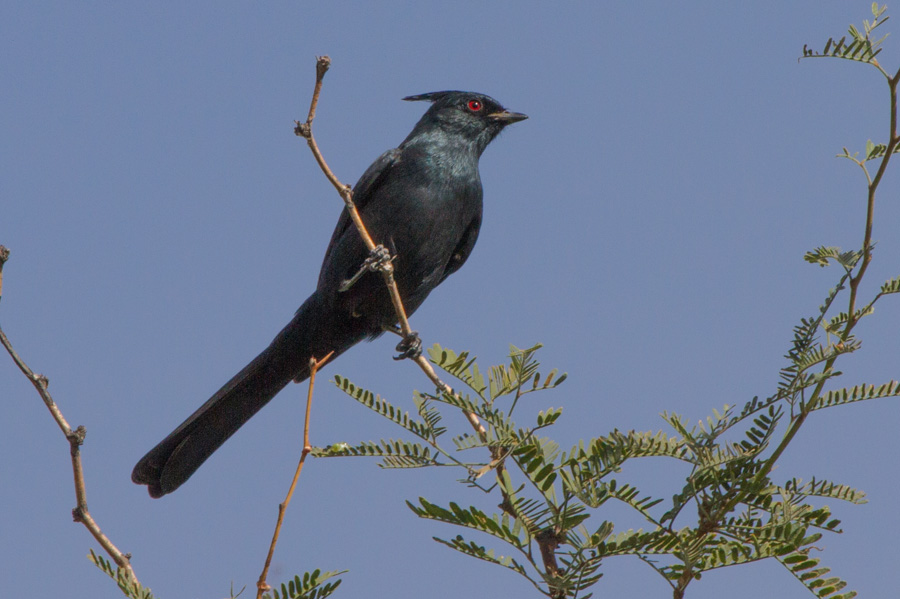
<box><xmin>802</xmin><ymin>3</ymin><xmax>888</xmax><ymax>68</ymax></box>
<box><xmin>89</xmin><ymin>550</ymin><xmax>156</xmax><ymax>599</ymax></box>
<box><xmin>261</xmin><ymin>569</ymin><xmax>346</xmax><ymax>599</ymax></box>
<box><xmin>90</xmin><ymin>549</ymin><xmax>343</xmax><ymax>599</ymax></box>
<box><xmin>311</xmin><ymin>5</ymin><xmax>900</xmax><ymax>597</ymax></box>
<box><xmin>320</xmin><ymin>331</ymin><xmax>883</xmax><ymax>598</ymax></box>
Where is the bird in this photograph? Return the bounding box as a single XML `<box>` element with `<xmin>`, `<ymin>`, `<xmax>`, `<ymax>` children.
<box><xmin>132</xmin><ymin>90</ymin><xmax>527</xmax><ymax>498</ymax></box>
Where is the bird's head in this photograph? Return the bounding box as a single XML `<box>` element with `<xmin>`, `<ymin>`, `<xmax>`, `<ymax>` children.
<box><xmin>403</xmin><ymin>91</ymin><xmax>527</xmax><ymax>155</ymax></box>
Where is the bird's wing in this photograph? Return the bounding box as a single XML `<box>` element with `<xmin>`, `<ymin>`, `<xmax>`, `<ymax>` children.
<box><xmin>439</xmin><ymin>210</ymin><xmax>483</xmax><ymax>283</ymax></box>
<box><xmin>319</xmin><ymin>147</ymin><xmax>402</xmax><ymax>276</ymax></box>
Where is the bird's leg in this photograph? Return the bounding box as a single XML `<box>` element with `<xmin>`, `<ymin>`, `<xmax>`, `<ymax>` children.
<box><xmin>393</xmin><ymin>330</ymin><xmax>422</xmax><ymax>361</ymax></box>
<box><xmin>339</xmin><ymin>245</ymin><xmax>394</xmax><ymax>293</ymax></box>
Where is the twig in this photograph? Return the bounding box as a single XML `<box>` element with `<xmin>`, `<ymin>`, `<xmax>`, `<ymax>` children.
<box><xmin>292</xmin><ymin>58</ymin><xmax>585</xmax><ymax>595</ymax></box>
<box><xmin>293</xmin><ymin>57</ymin><xmax>489</xmax><ymax>444</ymax></box>
<box><xmin>0</xmin><ymin>248</ymin><xmax>139</xmax><ymax>585</ymax></box>
<box><xmin>847</xmin><ymin>65</ymin><xmax>900</xmax><ymax>327</ymax></box>
<box><xmin>673</xmin><ymin>55</ymin><xmax>900</xmax><ymax>599</ymax></box>
<box><xmin>294</xmin><ymin>56</ymin><xmax>413</xmax><ymax>338</ymax></box>
<box><xmin>257</xmin><ymin>351</ymin><xmax>333</xmax><ymax>599</ymax></box>
<box><xmin>293</xmin><ymin>56</ymin><xmax>541</xmax><ymax>590</ymax></box>
<box><xmin>755</xmin><ymin>64</ymin><xmax>900</xmax><ymax>488</ymax></box>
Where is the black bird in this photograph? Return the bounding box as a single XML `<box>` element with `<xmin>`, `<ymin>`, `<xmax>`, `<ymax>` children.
<box><xmin>132</xmin><ymin>91</ymin><xmax>527</xmax><ymax>497</ymax></box>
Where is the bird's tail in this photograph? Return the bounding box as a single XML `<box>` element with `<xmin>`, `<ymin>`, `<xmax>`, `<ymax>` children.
<box><xmin>132</xmin><ymin>292</ymin><xmax>358</xmax><ymax>497</ymax></box>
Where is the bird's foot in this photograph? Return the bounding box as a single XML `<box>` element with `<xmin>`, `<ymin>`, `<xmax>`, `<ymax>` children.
<box><xmin>393</xmin><ymin>331</ymin><xmax>422</xmax><ymax>361</ymax></box>
<box><xmin>339</xmin><ymin>245</ymin><xmax>394</xmax><ymax>292</ymax></box>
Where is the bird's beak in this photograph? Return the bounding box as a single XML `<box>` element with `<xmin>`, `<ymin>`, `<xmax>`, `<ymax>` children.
<box><xmin>488</xmin><ymin>110</ymin><xmax>528</xmax><ymax>124</ymax></box>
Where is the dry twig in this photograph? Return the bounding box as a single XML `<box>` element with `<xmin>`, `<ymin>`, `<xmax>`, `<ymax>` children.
<box><xmin>293</xmin><ymin>57</ymin><xmax>414</xmax><ymax>338</ymax></box>
<box><xmin>0</xmin><ymin>246</ymin><xmax>140</xmax><ymax>585</ymax></box>
<box><xmin>293</xmin><ymin>56</ymin><xmax>488</xmax><ymax>444</ymax></box>
<box><xmin>257</xmin><ymin>351</ymin><xmax>333</xmax><ymax>599</ymax></box>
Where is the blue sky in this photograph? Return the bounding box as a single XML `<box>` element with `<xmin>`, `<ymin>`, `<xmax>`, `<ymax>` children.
<box><xmin>3</xmin><ymin>2</ymin><xmax>900</xmax><ymax>598</ymax></box>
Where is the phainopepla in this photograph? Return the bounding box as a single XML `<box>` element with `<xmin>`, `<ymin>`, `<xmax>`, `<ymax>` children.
<box><xmin>132</xmin><ymin>91</ymin><xmax>527</xmax><ymax>497</ymax></box>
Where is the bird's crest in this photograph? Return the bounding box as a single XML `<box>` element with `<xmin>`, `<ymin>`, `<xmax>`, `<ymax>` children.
<box><xmin>402</xmin><ymin>91</ymin><xmax>461</xmax><ymax>103</ymax></box>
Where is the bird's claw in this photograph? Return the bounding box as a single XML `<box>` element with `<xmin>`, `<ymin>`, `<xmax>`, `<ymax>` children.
<box><xmin>339</xmin><ymin>245</ymin><xmax>394</xmax><ymax>292</ymax></box>
<box><xmin>393</xmin><ymin>331</ymin><xmax>422</xmax><ymax>361</ymax></box>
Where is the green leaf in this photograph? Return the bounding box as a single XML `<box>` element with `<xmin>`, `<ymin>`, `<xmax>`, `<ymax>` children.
<box><xmin>801</xmin><ymin>14</ymin><xmax>886</xmax><ymax>67</ymax></box>
<box><xmin>693</xmin><ymin>538</ymin><xmax>773</xmax><ymax>571</ymax></box>
<box><xmin>803</xmin><ymin>246</ymin><xmax>862</xmax><ymax>269</ymax></box>
<box><xmin>732</xmin><ymin>405</ymin><xmax>782</xmax><ymax>456</ymax></box>
<box><xmin>433</xmin><ymin>387</ymin><xmax>519</xmax><ymax>436</ymax></box>
<box><xmin>562</xmin><ymin>429</ymin><xmax>688</xmax><ymax>496</ymax></box>
<box><xmin>778</xmin><ymin>551</ymin><xmax>857</xmax><ymax>599</ymax></box>
<box><xmin>505</xmin><ymin>495</ymin><xmax>555</xmax><ymax>533</ymax></box>
<box><xmin>879</xmin><ymin>275</ymin><xmax>900</xmax><ymax>295</ymax></box>
<box><xmin>825</xmin><ymin>307</ymin><xmax>873</xmax><ymax>332</ymax></box>
<box><xmin>590</xmin><ymin>528</ymin><xmax>680</xmax><ymax>557</ymax></box>
<box><xmin>488</xmin><ymin>343</ymin><xmax>544</xmax><ymax>399</ymax></box>
<box><xmin>310</xmin><ymin>439</ymin><xmax>440</xmax><ymax>468</ymax></box>
<box><xmin>784</xmin><ymin>478</ymin><xmax>867</xmax><ymax>504</ymax></box>
<box><xmin>432</xmin><ymin>535</ymin><xmax>530</xmax><ymax>577</ymax></box>
<box><xmin>265</xmin><ymin>569</ymin><xmax>347</xmax><ymax>599</ymax></box>
<box><xmin>333</xmin><ymin>375</ymin><xmax>433</xmax><ymax>440</ymax></box>
<box><xmin>810</xmin><ymin>380</ymin><xmax>900</xmax><ymax>410</ymax></box>
<box><xmin>413</xmin><ymin>391</ymin><xmax>446</xmax><ymax>438</ymax></box>
<box><xmin>773</xmin><ymin>271</ymin><xmax>852</xmax><ymax>404</ymax></box>
<box><xmin>426</xmin><ymin>344</ymin><xmax>487</xmax><ymax>397</ymax></box>
<box><xmin>536</xmin><ymin>407</ymin><xmax>563</xmax><ymax>427</ymax></box>
<box><xmin>88</xmin><ymin>549</ymin><xmax>156</xmax><ymax>599</ymax></box>
<box><xmin>409</xmin><ymin>498</ymin><xmax>529</xmax><ymax>547</ymax></box>
<box><xmin>514</xmin><ymin>436</ymin><xmax>561</xmax><ymax>503</ymax></box>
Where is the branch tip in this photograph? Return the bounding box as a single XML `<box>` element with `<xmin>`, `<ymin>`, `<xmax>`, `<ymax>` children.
<box><xmin>316</xmin><ymin>55</ymin><xmax>331</xmax><ymax>78</ymax></box>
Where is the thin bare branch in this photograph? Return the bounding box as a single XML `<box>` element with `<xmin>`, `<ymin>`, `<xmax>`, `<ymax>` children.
<box><xmin>0</xmin><ymin>249</ymin><xmax>138</xmax><ymax>584</ymax></box>
<box><xmin>294</xmin><ymin>56</ymin><xmax>414</xmax><ymax>342</ymax></box>
<box><xmin>257</xmin><ymin>351</ymin><xmax>333</xmax><ymax>599</ymax></box>
<box><xmin>293</xmin><ymin>57</ymin><xmax>488</xmax><ymax>445</ymax></box>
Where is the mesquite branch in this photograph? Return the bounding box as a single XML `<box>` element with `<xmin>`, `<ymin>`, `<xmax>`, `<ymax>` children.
<box><xmin>0</xmin><ymin>247</ymin><xmax>139</xmax><ymax>585</ymax></box>
<box><xmin>257</xmin><ymin>352</ymin><xmax>333</xmax><ymax>599</ymax></box>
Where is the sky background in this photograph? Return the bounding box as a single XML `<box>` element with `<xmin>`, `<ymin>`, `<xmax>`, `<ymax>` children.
<box><xmin>3</xmin><ymin>2</ymin><xmax>900</xmax><ymax>598</ymax></box>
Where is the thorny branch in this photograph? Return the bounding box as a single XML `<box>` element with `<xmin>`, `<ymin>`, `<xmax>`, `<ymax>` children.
<box><xmin>0</xmin><ymin>246</ymin><xmax>140</xmax><ymax>585</ymax></box>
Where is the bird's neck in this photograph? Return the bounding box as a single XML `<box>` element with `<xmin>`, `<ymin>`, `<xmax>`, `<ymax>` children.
<box><xmin>403</xmin><ymin>123</ymin><xmax>491</xmax><ymax>161</ymax></box>
<box><xmin>400</xmin><ymin>133</ymin><xmax>479</xmax><ymax>183</ymax></box>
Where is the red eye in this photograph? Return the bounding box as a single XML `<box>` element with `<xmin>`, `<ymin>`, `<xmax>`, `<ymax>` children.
<box><xmin>467</xmin><ymin>99</ymin><xmax>483</xmax><ymax>112</ymax></box>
